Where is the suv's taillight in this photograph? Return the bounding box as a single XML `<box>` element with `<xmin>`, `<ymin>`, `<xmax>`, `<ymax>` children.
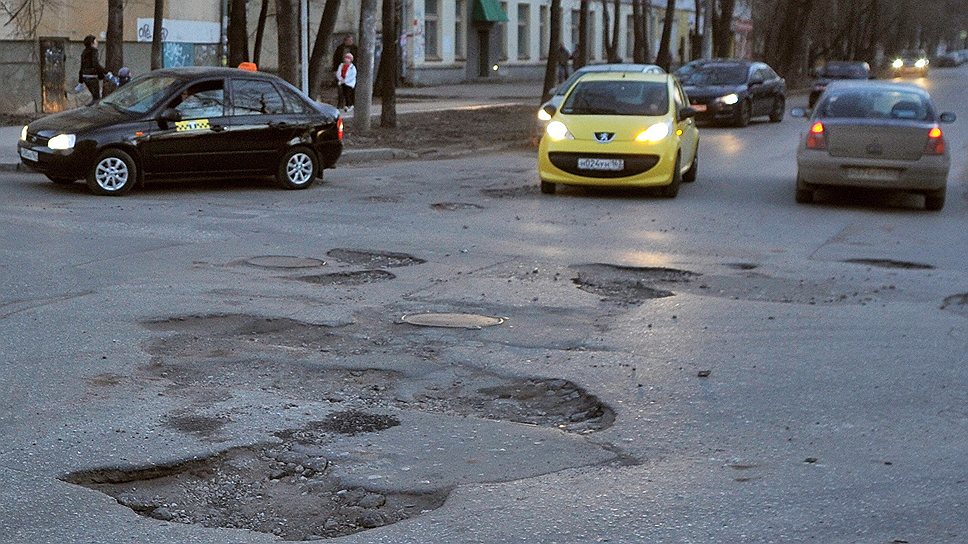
<box><xmin>337</xmin><ymin>117</ymin><xmax>344</xmax><ymax>141</ymax></box>
<box><xmin>924</xmin><ymin>126</ymin><xmax>945</xmax><ymax>155</ymax></box>
<box><xmin>806</xmin><ymin>121</ymin><xmax>826</xmax><ymax>150</ymax></box>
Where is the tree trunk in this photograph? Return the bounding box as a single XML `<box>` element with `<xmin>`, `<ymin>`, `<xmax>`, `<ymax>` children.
<box><xmin>355</xmin><ymin>0</ymin><xmax>378</xmax><ymax>131</ymax></box>
<box><xmin>253</xmin><ymin>0</ymin><xmax>270</xmax><ymax>66</ymax></box>
<box><xmin>380</xmin><ymin>0</ymin><xmax>399</xmax><ymax>127</ymax></box>
<box><xmin>655</xmin><ymin>0</ymin><xmax>676</xmax><ymax>71</ymax></box>
<box><xmin>611</xmin><ymin>0</ymin><xmax>621</xmax><ymax>61</ymax></box>
<box><xmin>641</xmin><ymin>1</ymin><xmax>652</xmax><ymax>61</ymax></box>
<box><xmin>575</xmin><ymin>1</ymin><xmax>589</xmax><ymax>69</ymax></box>
<box><xmin>106</xmin><ymin>0</ymin><xmax>124</xmax><ymax>78</ymax></box>
<box><xmin>542</xmin><ymin>0</ymin><xmax>562</xmax><ymax>102</ymax></box>
<box><xmin>632</xmin><ymin>0</ymin><xmax>644</xmax><ymax>63</ymax></box>
<box><xmin>151</xmin><ymin>0</ymin><xmax>164</xmax><ymax>70</ymax></box>
<box><xmin>309</xmin><ymin>0</ymin><xmax>341</xmax><ymax>99</ymax></box>
<box><xmin>276</xmin><ymin>0</ymin><xmax>298</xmax><ymax>84</ymax></box>
<box><xmin>228</xmin><ymin>0</ymin><xmax>249</xmax><ymax>66</ymax></box>
<box><xmin>713</xmin><ymin>0</ymin><xmax>736</xmax><ymax>58</ymax></box>
<box><xmin>764</xmin><ymin>0</ymin><xmax>816</xmax><ymax>84</ymax></box>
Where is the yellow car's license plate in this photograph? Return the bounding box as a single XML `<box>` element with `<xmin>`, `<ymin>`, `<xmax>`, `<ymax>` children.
<box><xmin>578</xmin><ymin>158</ymin><xmax>624</xmax><ymax>171</ymax></box>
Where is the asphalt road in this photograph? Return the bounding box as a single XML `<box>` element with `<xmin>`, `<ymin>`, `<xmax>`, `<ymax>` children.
<box><xmin>1</xmin><ymin>66</ymin><xmax>966</xmax><ymax>543</ymax></box>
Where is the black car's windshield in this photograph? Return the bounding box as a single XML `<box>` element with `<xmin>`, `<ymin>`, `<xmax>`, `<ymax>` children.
<box><xmin>682</xmin><ymin>65</ymin><xmax>748</xmax><ymax>86</ymax></box>
<box><xmin>819</xmin><ymin>89</ymin><xmax>932</xmax><ymax>121</ymax></box>
<box><xmin>822</xmin><ymin>63</ymin><xmax>868</xmax><ymax>79</ymax></box>
<box><xmin>561</xmin><ymin>80</ymin><xmax>669</xmax><ymax>116</ymax></box>
<box><xmin>99</xmin><ymin>75</ymin><xmax>180</xmax><ymax>114</ymax></box>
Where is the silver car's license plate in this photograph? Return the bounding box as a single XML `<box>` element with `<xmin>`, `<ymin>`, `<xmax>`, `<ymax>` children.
<box><xmin>847</xmin><ymin>167</ymin><xmax>899</xmax><ymax>181</ymax></box>
<box><xmin>19</xmin><ymin>147</ymin><xmax>38</xmax><ymax>162</ymax></box>
<box><xmin>577</xmin><ymin>158</ymin><xmax>624</xmax><ymax>171</ymax></box>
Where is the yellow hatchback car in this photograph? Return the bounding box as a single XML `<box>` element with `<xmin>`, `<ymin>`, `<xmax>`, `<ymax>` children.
<box><xmin>538</xmin><ymin>72</ymin><xmax>699</xmax><ymax>197</ymax></box>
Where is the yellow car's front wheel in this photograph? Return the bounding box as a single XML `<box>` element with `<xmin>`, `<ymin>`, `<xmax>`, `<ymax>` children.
<box><xmin>659</xmin><ymin>153</ymin><xmax>682</xmax><ymax>198</ymax></box>
<box><xmin>540</xmin><ymin>179</ymin><xmax>556</xmax><ymax>194</ymax></box>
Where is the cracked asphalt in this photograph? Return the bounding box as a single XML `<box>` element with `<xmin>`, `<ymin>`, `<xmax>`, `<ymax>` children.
<box><xmin>1</xmin><ymin>66</ymin><xmax>968</xmax><ymax>543</ymax></box>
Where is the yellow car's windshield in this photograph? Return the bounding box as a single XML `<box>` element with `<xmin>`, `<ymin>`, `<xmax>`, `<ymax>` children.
<box><xmin>561</xmin><ymin>80</ymin><xmax>669</xmax><ymax>116</ymax></box>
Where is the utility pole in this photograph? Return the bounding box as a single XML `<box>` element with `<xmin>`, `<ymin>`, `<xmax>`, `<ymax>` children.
<box><xmin>300</xmin><ymin>0</ymin><xmax>309</xmax><ymax>93</ymax></box>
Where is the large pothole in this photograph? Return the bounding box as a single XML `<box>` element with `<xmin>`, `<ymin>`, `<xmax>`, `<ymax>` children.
<box><xmin>296</xmin><ymin>270</ymin><xmax>397</xmax><ymax>286</ymax></box>
<box><xmin>326</xmin><ymin>249</ymin><xmax>425</xmax><ymax>268</ymax></box>
<box><xmin>842</xmin><ymin>258</ymin><xmax>934</xmax><ymax>270</ymax></box>
<box><xmin>64</xmin><ymin>422</ymin><xmax>446</xmax><ymax>541</ymax></box>
<box><xmin>571</xmin><ymin>264</ymin><xmax>698</xmax><ymax>305</ymax></box>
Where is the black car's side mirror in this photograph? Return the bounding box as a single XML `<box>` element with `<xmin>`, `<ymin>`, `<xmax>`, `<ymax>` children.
<box><xmin>749</xmin><ymin>78</ymin><xmax>765</xmax><ymax>87</ymax></box>
<box><xmin>157</xmin><ymin>108</ymin><xmax>182</xmax><ymax>127</ymax></box>
<box><xmin>678</xmin><ymin>107</ymin><xmax>697</xmax><ymax>120</ymax></box>
<box><xmin>542</xmin><ymin>104</ymin><xmax>557</xmax><ymax>118</ymax></box>
<box><xmin>939</xmin><ymin>112</ymin><xmax>957</xmax><ymax>123</ymax></box>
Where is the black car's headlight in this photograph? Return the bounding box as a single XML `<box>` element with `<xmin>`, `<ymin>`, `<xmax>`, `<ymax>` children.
<box><xmin>48</xmin><ymin>134</ymin><xmax>77</xmax><ymax>150</ymax></box>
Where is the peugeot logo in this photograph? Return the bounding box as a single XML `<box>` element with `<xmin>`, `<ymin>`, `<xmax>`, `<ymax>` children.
<box><xmin>594</xmin><ymin>132</ymin><xmax>615</xmax><ymax>144</ymax></box>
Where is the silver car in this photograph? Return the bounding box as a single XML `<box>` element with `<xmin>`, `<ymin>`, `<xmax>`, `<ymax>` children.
<box><xmin>793</xmin><ymin>81</ymin><xmax>956</xmax><ymax>210</ymax></box>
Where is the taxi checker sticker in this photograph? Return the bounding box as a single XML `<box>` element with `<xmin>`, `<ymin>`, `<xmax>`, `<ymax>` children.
<box><xmin>174</xmin><ymin>119</ymin><xmax>211</xmax><ymax>132</ymax></box>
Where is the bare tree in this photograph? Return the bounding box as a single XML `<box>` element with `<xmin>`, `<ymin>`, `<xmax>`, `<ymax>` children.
<box><xmin>355</xmin><ymin>0</ymin><xmax>377</xmax><ymax>131</ymax></box>
<box><xmin>151</xmin><ymin>0</ymin><xmax>164</xmax><ymax>70</ymax></box>
<box><xmin>276</xmin><ymin>0</ymin><xmax>298</xmax><ymax>84</ymax></box>
<box><xmin>253</xmin><ymin>0</ymin><xmax>270</xmax><ymax>66</ymax></box>
<box><xmin>228</xmin><ymin>0</ymin><xmax>249</xmax><ymax>66</ymax></box>
<box><xmin>655</xmin><ymin>0</ymin><xmax>677</xmax><ymax>71</ymax></box>
<box><xmin>308</xmin><ymin>0</ymin><xmax>341</xmax><ymax>100</ymax></box>
<box><xmin>541</xmin><ymin>0</ymin><xmax>562</xmax><ymax>102</ymax></box>
<box><xmin>601</xmin><ymin>0</ymin><xmax>621</xmax><ymax>62</ymax></box>
<box><xmin>380</xmin><ymin>0</ymin><xmax>400</xmax><ymax>127</ymax></box>
<box><xmin>105</xmin><ymin>0</ymin><xmax>123</xmax><ymax>85</ymax></box>
<box><xmin>0</xmin><ymin>0</ymin><xmax>49</xmax><ymax>37</ymax></box>
<box><xmin>713</xmin><ymin>0</ymin><xmax>736</xmax><ymax>57</ymax></box>
<box><xmin>631</xmin><ymin>0</ymin><xmax>645</xmax><ymax>62</ymax></box>
<box><xmin>574</xmin><ymin>0</ymin><xmax>589</xmax><ymax>69</ymax></box>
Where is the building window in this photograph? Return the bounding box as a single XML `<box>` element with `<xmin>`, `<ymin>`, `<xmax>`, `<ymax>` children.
<box><xmin>455</xmin><ymin>0</ymin><xmax>466</xmax><ymax>59</ymax></box>
<box><xmin>539</xmin><ymin>5</ymin><xmax>549</xmax><ymax>59</ymax></box>
<box><xmin>517</xmin><ymin>3</ymin><xmax>530</xmax><ymax>60</ymax></box>
<box><xmin>570</xmin><ymin>9</ymin><xmax>580</xmax><ymax>53</ymax></box>
<box><xmin>499</xmin><ymin>1</ymin><xmax>509</xmax><ymax>60</ymax></box>
<box><xmin>425</xmin><ymin>0</ymin><xmax>440</xmax><ymax>60</ymax></box>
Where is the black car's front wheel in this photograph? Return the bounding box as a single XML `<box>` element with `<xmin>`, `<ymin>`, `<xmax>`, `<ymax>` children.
<box><xmin>87</xmin><ymin>149</ymin><xmax>137</xmax><ymax>196</ymax></box>
<box><xmin>734</xmin><ymin>99</ymin><xmax>752</xmax><ymax>127</ymax></box>
<box><xmin>276</xmin><ymin>147</ymin><xmax>318</xmax><ymax>190</ymax></box>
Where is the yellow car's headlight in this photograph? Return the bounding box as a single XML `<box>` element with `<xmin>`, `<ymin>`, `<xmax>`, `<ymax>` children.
<box><xmin>892</xmin><ymin>58</ymin><xmax>903</xmax><ymax>69</ymax></box>
<box><xmin>915</xmin><ymin>58</ymin><xmax>928</xmax><ymax>68</ymax></box>
<box><xmin>635</xmin><ymin>122</ymin><xmax>671</xmax><ymax>143</ymax></box>
<box><xmin>48</xmin><ymin>134</ymin><xmax>76</xmax><ymax>150</ymax></box>
<box><xmin>718</xmin><ymin>93</ymin><xmax>739</xmax><ymax>105</ymax></box>
<box><xmin>546</xmin><ymin>121</ymin><xmax>573</xmax><ymax>141</ymax></box>
<box><xmin>537</xmin><ymin>109</ymin><xmax>552</xmax><ymax>121</ymax></box>
<box><xmin>21</xmin><ymin>125</ymin><xmax>28</xmax><ymax>141</ymax></box>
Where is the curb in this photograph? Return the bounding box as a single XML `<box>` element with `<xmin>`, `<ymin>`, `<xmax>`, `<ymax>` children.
<box><xmin>0</xmin><ymin>162</ymin><xmax>22</xmax><ymax>172</ymax></box>
<box><xmin>339</xmin><ymin>148</ymin><xmax>418</xmax><ymax>163</ymax></box>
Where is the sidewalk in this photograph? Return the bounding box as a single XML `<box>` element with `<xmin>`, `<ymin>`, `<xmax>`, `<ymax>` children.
<box><xmin>0</xmin><ymin>79</ymin><xmax>545</xmax><ymax>171</ymax></box>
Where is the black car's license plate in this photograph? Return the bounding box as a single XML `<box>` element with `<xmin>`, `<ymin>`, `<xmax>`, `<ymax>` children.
<box><xmin>577</xmin><ymin>158</ymin><xmax>624</xmax><ymax>171</ymax></box>
<box><xmin>19</xmin><ymin>147</ymin><xmax>38</xmax><ymax>162</ymax></box>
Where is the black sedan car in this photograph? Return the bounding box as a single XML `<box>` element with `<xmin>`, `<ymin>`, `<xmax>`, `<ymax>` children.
<box><xmin>808</xmin><ymin>61</ymin><xmax>872</xmax><ymax>108</ymax></box>
<box><xmin>18</xmin><ymin>67</ymin><xmax>343</xmax><ymax>195</ymax></box>
<box><xmin>680</xmin><ymin>60</ymin><xmax>786</xmax><ymax>127</ymax></box>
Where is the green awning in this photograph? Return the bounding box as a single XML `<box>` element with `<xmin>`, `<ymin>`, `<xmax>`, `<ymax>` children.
<box><xmin>473</xmin><ymin>0</ymin><xmax>508</xmax><ymax>23</ymax></box>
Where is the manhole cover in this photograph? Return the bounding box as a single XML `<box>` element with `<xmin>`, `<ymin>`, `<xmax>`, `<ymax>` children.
<box><xmin>245</xmin><ymin>256</ymin><xmax>326</xmax><ymax>269</ymax></box>
<box><xmin>401</xmin><ymin>313</ymin><xmax>504</xmax><ymax>329</ymax></box>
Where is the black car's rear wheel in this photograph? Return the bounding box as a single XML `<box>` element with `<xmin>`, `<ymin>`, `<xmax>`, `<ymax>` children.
<box><xmin>769</xmin><ymin>97</ymin><xmax>785</xmax><ymax>122</ymax></box>
<box><xmin>276</xmin><ymin>147</ymin><xmax>318</xmax><ymax>190</ymax></box>
<box><xmin>87</xmin><ymin>149</ymin><xmax>137</xmax><ymax>196</ymax></box>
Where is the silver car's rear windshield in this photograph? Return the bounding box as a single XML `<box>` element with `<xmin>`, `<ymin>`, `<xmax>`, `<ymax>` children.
<box><xmin>561</xmin><ymin>80</ymin><xmax>669</xmax><ymax>116</ymax></box>
<box><xmin>818</xmin><ymin>89</ymin><xmax>932</xmax><ymax>121</ymax></box>
<box><xmin>100</xmin><ymin>75</ymin><xmax>180</xmax><ymax>114</ymax></box>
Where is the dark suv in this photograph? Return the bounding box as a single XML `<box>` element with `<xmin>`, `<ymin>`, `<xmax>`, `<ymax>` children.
<box><xmin>679</xmin><ymin>60</ymin><xmax>786</xmax><ymax>127</ymax></box>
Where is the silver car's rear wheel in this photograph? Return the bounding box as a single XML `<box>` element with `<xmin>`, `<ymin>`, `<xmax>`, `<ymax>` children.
<box><xmin>924</xmin><ymin>187</ymin><xmax>945</xmax><ymax>211</ymax></box>
<box><xmin>795</xmin><ymin>173</ymin><xmax>814</xmax><ymax>204</ymax></box>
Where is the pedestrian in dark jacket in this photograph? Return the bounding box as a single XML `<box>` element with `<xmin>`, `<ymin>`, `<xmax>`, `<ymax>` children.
<box><xmin>79</xmin><ymin>35</ymin><xmax>108</xmax><ymax>105</ymax></box>
<box><xmin>331</xmin><ymin>35</ymin><xmax>359</xmax><ymax>72</ymax></box>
